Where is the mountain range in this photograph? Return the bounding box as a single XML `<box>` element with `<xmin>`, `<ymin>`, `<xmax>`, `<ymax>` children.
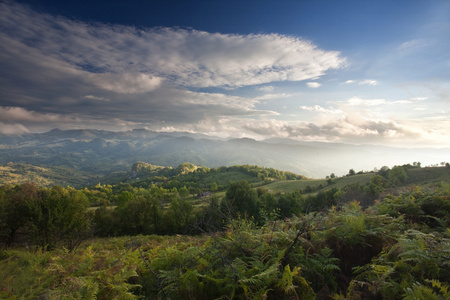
<box><xmin>1</xmin><ymin>129</ymin><xmax>448</xmax><ymax>182</ymax></box>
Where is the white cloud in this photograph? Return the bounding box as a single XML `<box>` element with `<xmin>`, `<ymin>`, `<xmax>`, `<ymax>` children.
<box><xmin>228</xmin><ymin>116</ymin><xmax>422</xmax><ymax>144</ymax></box>
<box><xmin>0</xmin><ymin>2</ymin><xmax>346</xmax><ymax>89</ymax></box>
<box><xmin>181</xmin><ymin>91</ymin><xmax>260</xmax><ymax>111</ymax></box>
<box><xmin>398</xmin><ymin>39</ymin><xmax>428</xmax><ymax>53</ymax></box>
<box><xmin>344</xmin><ymin>79</ymin><xmax>378</xmax><ymax>85</ymax></box>
<box><xmin>300</xmin><ymin>105</ymin><xmax>343</xmax><ymax>114</ymax></box>
<box><xmin>89</xmin><ymin>73</ymin><xmax>163</xmax><ymax>94</ymax></box>
<box><xmin>0</xmin><ymin>106</ymin><xmax>63</xmax><ymax>123</ymax></box>
<box><xmin>359</xmin><ymin>79</ymin><xmax>378</xmax><ymax>86</ymax></box>
<box><xmin>347</xmin><ymin>97</ymin><xmax>386</xmax><ymax>106</ymax></box>
<box><xmin>306</xmin><ymin>82</ymin><xmax>321</xmax><ymax>88</ymax></box>
<box><xmin>344</xmin><ymin>96</ymin><xmax>429</xmax><ymax>108</ymax></box>
<box><xmin>254</xmin><ymin>93</ymin><xmax>292</xmax><ymax>100</ymax></box>
<box><xmin>0</xmin><ymin>122</ymin><xmax>29</xmax><ymax>135</ymax></box>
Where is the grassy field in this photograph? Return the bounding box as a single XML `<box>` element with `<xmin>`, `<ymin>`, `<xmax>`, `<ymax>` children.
<box><xmin>406</xmin><ymin>166</ymin><xmax>450</xmax><ymax>185</ymax></box>
<box><xmin>262</xmin><ymin>173</ymin><xmax>374</xmax><ymax>193</ymax></box>
<box><xmin>181</xmin><ymin>170</ymin><xmax>260</xmax><ymax>188</ymax></box>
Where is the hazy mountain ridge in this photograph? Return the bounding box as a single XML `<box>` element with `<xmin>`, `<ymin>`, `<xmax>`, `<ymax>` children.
<box><xmin>0</xmin><ymin>129</ymin><xmax>448</xmax><ymax>182</ymax></box>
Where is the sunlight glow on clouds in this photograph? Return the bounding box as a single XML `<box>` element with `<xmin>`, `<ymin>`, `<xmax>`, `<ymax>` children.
<box><xmin>229</xmin><ymin>116</ymin><xmax>422</xmax><ymax>143</ymax></box>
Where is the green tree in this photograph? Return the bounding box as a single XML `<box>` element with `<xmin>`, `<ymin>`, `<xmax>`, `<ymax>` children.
<box><xmin>27</xmin><ymin>186</ymin><xmax>90</xmax><ymax>251</ymax></box>
<box><xmin>179</xmin><ymin>186</ymin><xmax>190</xmax><ymax>198</ymax></box>
<box><xmin>0</xmin><ymin>183</ymin><xmax>38</xmax><ymax>247</ymax></box>
<box><xmin>119</xmin><ymin>196</ymin><xmax>162</xmax><ymax>235</ymax></box>
<box><xmin>364</xmin><ymin>174</ymin><xmax>386</xmax><ymax>197</ymax></box>
<box><xmin>164</xmin><ymin>197</ymin><xmax>194</xmax><ymax>234</ymax></box>
<box><xmin>378</xmin><ymin>166</ymin><xmax>390</xmax><ymax>178</ymax></box>
<box><xmin>117</xmin><ymin>191</ymin><xmax>134</xmax><ymax>208</ymax></box>
<box><xmin>389</xmin><ymin>165</ymin><xmax>408</xmax><ymax>186</ymax></box>
<box><xmin>222</xmin><ymin>180</ymin><xmax>260</xmax><ymax>221</ymax></box>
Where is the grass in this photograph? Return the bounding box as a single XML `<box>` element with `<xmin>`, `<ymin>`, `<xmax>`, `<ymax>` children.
<box><xmin>182</xmin><ymin>171</ymin><xmax>259</xmax><ymax>188</ymax></box>
<box><xmin>406</xmin><ymin>166</ymin><xmax>450</xmax><ymax>185</ymax></box>
<box><xmin>263</xmin><ymin>173</ymin><xmax>374</xmax><ymax>193</ymax></box>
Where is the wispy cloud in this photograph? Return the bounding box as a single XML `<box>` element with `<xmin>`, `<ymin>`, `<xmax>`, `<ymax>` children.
<box><xmin>0</xmin><ymin>2</ymin><xmax>345</xmax><ymax>89</ymax></box>
<box><xmin>344</xmin><ymin>96</ymin><xmax>428</xmax><ymax>107</ymax></box>
<box><xmin>344</xmin><ymin>79</ymin><xmax>378</xmax><ymax>85</ymax></box>
<box><xmin>255</xmin><ymin>85</ymin><xmax>275</xmax><ymax>92</ymax></box>
<box><xmin>347</xmin><ymin>97</ymin><xmax>386</xmax><ymax>106</ymax></box>
<box><xmin>254</xmin><ymin>93</ymin><xmax>292</xmax><ymax>101</ymax></box>
<box><xmin>300</xmin><ymin>105</ymin><xmax>343</xmax><ymax>115</ymax></box>
<box><xmin>83</xmin><ymin>95</ymin><xmax>109</xmax><ymax>102</ymax></box>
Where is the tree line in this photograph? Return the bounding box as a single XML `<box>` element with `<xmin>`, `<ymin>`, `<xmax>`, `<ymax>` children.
<box><xmin>1</xmin><ymin>163</ymin><xmax>447</xmax><ymax>251</ymax></box>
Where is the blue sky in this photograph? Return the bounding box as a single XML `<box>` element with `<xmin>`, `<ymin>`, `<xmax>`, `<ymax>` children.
<box><xmin>1</xmin><ymin>0</ymin><xmax>449</xmax><ymax>147</ymax></box>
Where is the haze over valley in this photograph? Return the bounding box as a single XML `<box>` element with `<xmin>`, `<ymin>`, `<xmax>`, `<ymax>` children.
<box><xmin>1</xmin><ymin>128</ymin><xmax>449</xmax><ymax>186</ymax></box>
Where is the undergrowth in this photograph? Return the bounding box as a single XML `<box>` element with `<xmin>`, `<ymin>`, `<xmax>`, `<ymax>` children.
<box><xmin>1</xmin><ymin>184</ymin><xmax>449</xmax><ymax>299</ymax></box>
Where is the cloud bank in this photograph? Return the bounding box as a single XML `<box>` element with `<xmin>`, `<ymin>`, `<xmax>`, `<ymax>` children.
<box><xmin>0</xmin><ymin>1</ymin><xmax>447</xmax><ymax>147</ymax></box>
<box><xmin>0</xmin><ymin>1</ymin><xmax>346</xmax><ymax>136</ymax></box>
<box><xmin>0</xmin><ymin>2</ymin><xmax>344</xmax><ymax>88</ymax></box>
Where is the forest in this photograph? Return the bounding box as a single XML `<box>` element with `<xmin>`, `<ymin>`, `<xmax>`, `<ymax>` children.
<box><xmin>0</xmin><ymin>162</ymin><xmax>449</xmax><ymax>299</ymax></box>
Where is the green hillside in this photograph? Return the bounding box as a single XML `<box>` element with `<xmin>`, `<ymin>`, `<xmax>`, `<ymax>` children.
<box><xmin>0</xmin><ymin>162</ymin><xmax>98</xmax><ymax>187</ymax></box>
<box><xmin>263</xmin><ymin>173</ymin><xmax>373</xmax><ymax>193</ymax></box>
<box><xmin>264</xmin><ymin>166</ymin><xmax>450</xmax><ymax>195</ymax></box>
<box><xmin>105</xmin><ymin>162</ymin><xmax>306</xmax><ymax>190</ymax></box>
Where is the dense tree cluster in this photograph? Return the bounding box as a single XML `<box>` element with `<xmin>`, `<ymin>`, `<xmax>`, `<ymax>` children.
<box><xmin>0</xmin><ymin>183</ymin><xmax>90</xmax><ymax>251</ymax></box>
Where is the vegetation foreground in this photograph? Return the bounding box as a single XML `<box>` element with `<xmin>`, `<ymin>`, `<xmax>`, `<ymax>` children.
<box><xmin>0</xmin><ymin>163</ymin><xmax>449</xmax><ymax>299</ymax></box>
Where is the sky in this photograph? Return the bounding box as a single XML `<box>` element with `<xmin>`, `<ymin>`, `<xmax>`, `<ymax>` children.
<box><xmin>1</xmin><ymin>0</ymin><xmax>450</xmax><ymax>147</ymax></box>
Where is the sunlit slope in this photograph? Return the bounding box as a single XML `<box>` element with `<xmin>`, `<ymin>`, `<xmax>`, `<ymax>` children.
<box><xmin>263</xmin><ymin>173</ymin><xmax>373</xmax><ymax>193</ymax></box>
<box><xmin>264</xmin><ymin>166</ymin><xmax>450</xmax><ymax>194</ymax></box>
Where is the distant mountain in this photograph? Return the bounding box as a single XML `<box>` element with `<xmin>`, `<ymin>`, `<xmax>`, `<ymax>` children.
<box><xmin>0</xmin><ymin>129</ymin><xmax>448</xmax><ymax>181</ymax></box>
